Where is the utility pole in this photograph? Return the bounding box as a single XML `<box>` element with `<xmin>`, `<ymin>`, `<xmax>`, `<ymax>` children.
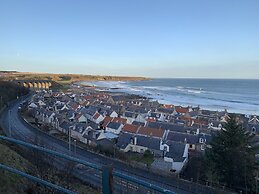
<box><xmin>68</xmin><ymin>126</ymin><xmax>72</xmax><ymax>153</ymax></box>
<box><xmin>8</xmin><ymin>110</ymin><xmax>12</xmax><ymax>137</ymax></box>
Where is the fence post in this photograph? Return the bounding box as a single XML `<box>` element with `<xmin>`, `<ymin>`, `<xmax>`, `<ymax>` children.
<box><xmin>102</xmin><ymin>165</ymin><xmax>113</xmax><ymax>194</ymax></box>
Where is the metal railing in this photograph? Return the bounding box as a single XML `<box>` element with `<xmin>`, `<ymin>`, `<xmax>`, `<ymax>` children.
<box><xmin>0</xmin><ymin>163</ymin><xmax>76</xmax><ymax>194</ymax></box>
<box><xmin>0</xmin><ymin>135</ymin><xmax>175</xmax><ymax>194</ymax></box>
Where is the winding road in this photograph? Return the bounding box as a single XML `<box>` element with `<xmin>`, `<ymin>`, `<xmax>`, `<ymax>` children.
<box><xmin>0</xmin><ymin>97</ymin><xmax>227</xmax><ymax>194</ymax></box>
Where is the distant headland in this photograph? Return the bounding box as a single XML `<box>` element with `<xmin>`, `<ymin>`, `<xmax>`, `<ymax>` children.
<box><xmin>0</xmin><ymin>71</ymin><xmax>150</xmax><ymax>84</ymax></box>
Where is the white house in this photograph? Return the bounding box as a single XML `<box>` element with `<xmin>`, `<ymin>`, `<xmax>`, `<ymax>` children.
<box><xmin>43</xmin><ymin>111</ymin><xmax>55</xmax><ymax>124</ymax></box>
<box><xmin>38</xmin><ymin>100</ymin><xmax>46</xmax><ymax>107</ymax></box>
<box><xmin>81</xmin><ymin>129</ymin><xmax>101</xmax><ymax>146</ymax></box>
<box><xmin>110</xmin><ymin>111</ymin><xmax>118</xmax><ymax>118</ymax></box>
<box><xmin>135</xmin><ymin>114</ymin><xmax>146</xmax><ymax>123</ymax></box>
<box><xmin>71</xmin><ymin>123</ymin><xmax>87</xmax><ymax>141</ymax></box>
<box><xmin>28</xmin><ymin>102</ymin><xmax>38</xmax><ymax>109</ymax></box>
<box><xmin>75</xmin><ymin>114</ymin><xmax>88</xmax><ymax>123</ymax></box>
<box><xmin>163</xmin><ymin>141</ymin><xmax>189</xmax><ymax>173</ymax></box>
<box><xmin>121</xmin><ymin>111</ymin><xmax>137</xmax><ymax>124</ymax></box>
<box><xmin>105</xmin><ymin>122</ymin><xmax>123</xmax><ymax>135</ymax></box>
<box><xmin>92</xmin><ymin>112</ymin><xmax>104</xmax><ymax>124</ymax></box>
<box><xmin>97</xmin><ymin>132</ymin><xmax>118</xmax><ymax>141</ymax></box>
<box><xmin>117</xmin><ymin>133</ymin><xmax>163</xmax><ymax>156</ymax></box>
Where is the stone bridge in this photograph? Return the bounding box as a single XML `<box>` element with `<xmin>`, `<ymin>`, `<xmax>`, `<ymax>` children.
<box><xmin>14</xmin><ymin>80</ymin><xmax>52</xmax><ymax>90</ymax></box>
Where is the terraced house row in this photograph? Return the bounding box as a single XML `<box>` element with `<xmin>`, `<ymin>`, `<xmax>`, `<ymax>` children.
<box><xmin>26</xmin><ymin>88</ymin><xmax>259</xmax><ymax>173</ymax></box>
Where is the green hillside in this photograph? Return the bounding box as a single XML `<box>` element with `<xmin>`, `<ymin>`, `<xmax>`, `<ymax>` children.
<box><xmin>0</xmin><ymin>138</ymin><xmax>32</xmax><ymax>194</ymax></box>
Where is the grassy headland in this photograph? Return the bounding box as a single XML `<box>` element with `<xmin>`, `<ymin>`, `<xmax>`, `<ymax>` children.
<box><xmin>0</xmin><ymin>71</ymin><xmax>149</xmax><ymax>85</ymax></box>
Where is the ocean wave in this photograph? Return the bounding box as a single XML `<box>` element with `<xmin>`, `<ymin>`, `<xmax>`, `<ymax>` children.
<box><xmin>80</xmin><ymin>80</ymin><xmax>259</xmax><ymax>115</ymax></box>
<box><xmin>176</xmin><ymin>86</ymin><xmax>204</xmax><ymax>94</ymax></box>
<box><xmin>140</xmin><ymin>86</ymin><xmax>174</xmax><ymax>91</ymax></box>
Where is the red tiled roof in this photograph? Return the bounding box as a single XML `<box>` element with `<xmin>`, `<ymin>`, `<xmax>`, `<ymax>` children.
<box><xmin>102</xmin><ymin>116</ymin><xmax>113</xmax><ymax>127</ymax></box>
<box><xmin>111</xmin><ymin>117</ymin><xmax>127</xmax><ymax>124</ymax></box>
<box><xmin>176</xmin><ymin>107</ymin><xmax>189</xmax><ymax>114</ymax></box>
<box><xmin>138</xmin><ymin>126</ymin><xmax>165</xmax><ymax>138</ymax></box>
<box><xmin>84</xmin><ymin>95</ymin><xmax>94</xmax><ymax>100</ymax></box>
<box><xmin>194</xmin><ymin>119</ymin><xmax>208</xmax><ymax>125</ymax></box>
<box><xmin>93</xmin><ymin>112</ymin><xmax>100</xmax><ymax>120</ymax></box>
<box><xmin>122</xmin><ymin>124</ymin><xmax>139</xmax><ymax>134</ymax></box>
<box><xmin>71</xmin><ymin>104</ymin><xmax>80</xmax><ymax>111</ymax></box>
<box><xmin>163</xmin><ymin>104</ymin><xmax>174</xmax><ymax>109</ymax></box>
<box><xmin>75</xmin><ymin>113</ymin><xmax>82</xmax><ymax>120</ymax></box>
<box><xmin>180</xmin><ymin>116</ymin><xmax>193</xmax><ymax>121</ymax></box>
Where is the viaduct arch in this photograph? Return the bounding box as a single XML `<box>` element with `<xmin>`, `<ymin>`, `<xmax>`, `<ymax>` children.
<box><xmin>14</xmin><ymin>80</ymin><xmax>52</xmax><ymax>90</ymax></box>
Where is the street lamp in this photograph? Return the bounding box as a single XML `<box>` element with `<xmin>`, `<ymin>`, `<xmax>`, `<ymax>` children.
<box><xmin>0</xmin><ymin>96</ymin><xmax>2</xmax><ymax>109</ymax></box>
<box><xmin>74</xmin><ymin>139</ymin><xmax>77</xmax><ymax>155</ymax></box>
<box><xmin>68</xmin><ymin>126</ymin><xmax>72</xmax><ymax>153</ymax></box>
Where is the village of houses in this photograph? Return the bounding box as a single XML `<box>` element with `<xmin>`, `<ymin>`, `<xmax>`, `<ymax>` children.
<box><xmin>24</xmin><ymin>85</ymin><xmax>259</xmax><ymax>174</ymax></box>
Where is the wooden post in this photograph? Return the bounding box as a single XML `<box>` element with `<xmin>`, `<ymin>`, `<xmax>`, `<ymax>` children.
<box><xmin>102</xmin><ymin>165</ymin><xmax>113</xmax><ymax>194</ymax></box>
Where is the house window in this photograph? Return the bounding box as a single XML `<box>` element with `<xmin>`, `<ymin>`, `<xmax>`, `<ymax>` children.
<box><xmin>252</xmin><ymin>127</ymin><xmax>256</xmax><ymax>133</ymax></box>
<box><xmin>189</xmin><ymin>144</ymin><xmax>193</xmax><ymax>149</ymax></box>
<box><xmin>130</xmin><ymin>138</ymin><xmax>134</xmax><ymax>144</ymax></box>
<box><xmin>199</xmin><ymin>138</ymin><xmax>204</xmax><ymax>144</ymax></box>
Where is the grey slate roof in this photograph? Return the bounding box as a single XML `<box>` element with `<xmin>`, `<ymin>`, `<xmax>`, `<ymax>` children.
<box><xmin>157</xmin><ymin>108</ymin><xmax>174</xmax><ymax>114</ymax></box>
<box><xmin>107</xmin><ymin>122</ymin><xmax>121</xmax><ymax>130</ymax></box>
<box><xmin>86</xmin><ymin>120</ymin><xmax>99</xmax><ymax>130</ymax></box>
<box><xmin>74</xmin><ymin>123</ymin><xmax>86</xmax><ymax>133</ymax></box>
<box><xmin>132</xmin><ymin>121</ymin><xmax>145</xmax><ymax>127</ymax></box>
<box><xmin>165</xmin><ymin>141</ymin><xmax>186</xmax><ymax>162</ymax></box>
<box><xmin>81</xmin><ymin>106</ymin><xmax>97</xmax><ymax>116</ymax></box>
<box><xmin>116</xmin><ymin>133</ymin><xmax>132</xmax><ymax>149</ymax></box>
<box><xmin>67</xmin><ymin>110</ymin><xmax>75</xmax><ymax>118</ymax></box>
<box><xmin>60</xmin><ymin>121</ymin><xmax>73</xmax><ymax>132</ymax></box>
<box><xmin>124</xmin><ymin>111</ymin><xmax>136</xmax><ymax>118</ymax></box>
<box><xmin>188</xmin><ymin>111</ymin><xmax>199</xmax><ymax>117</ymax></box>
<box><xmin>149</xmin><ymin>112</ymin><xmax>159</xmax><ymax>118</ymax></box>
<box><xmin>116</xmin><ymin>133</ymin><xmax>161</xmax><ymax>151</ymax></box>
<box><xmin>112</xmin><ymin>95</ymin><xmax>126</xmax><ymax>102</ymax></box>
<box><xmin>83</xmin><ymin>130</ymin><xmax>100</xmax><ymax>141</ymax></box>
<box><xmin>38</xmin><ymin>108</ymin><xmax>53</xmax><ymax>117</ymax></box>
<box><xmin>135</xmin><ymin>135</ymin><xmax>161</xmax><ymax>151</ymax></box>
<box><xmin>198</xmin><ymin>133</ymin><xmax>212</xmax><ymax>144</ymax></box>
<box><xmin>126</xmin><ymin>106</ymin><xmax>148</xmax><ymax>114</ymax></box>
<box><xmin>167</xmin><ymin>131</ymin><xmax>199</xmax><ymax>144</ymax></box>
<box><xmin>173</xmin><ymin>119</ymin><xmax>186</xmax><ymax>125</ymax></box>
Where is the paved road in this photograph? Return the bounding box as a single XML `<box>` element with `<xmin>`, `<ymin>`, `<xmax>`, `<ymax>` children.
<box><xmin>0</xmin><ymin>97</ymin><xmax>224</xmax><ymax>194</ymax></box>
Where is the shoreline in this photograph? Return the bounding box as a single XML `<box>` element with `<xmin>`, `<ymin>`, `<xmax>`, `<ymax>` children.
<box><xmin>77</xmin><ymin>80</ymin><xmax>258</xmax><ymax>116</ymax></box>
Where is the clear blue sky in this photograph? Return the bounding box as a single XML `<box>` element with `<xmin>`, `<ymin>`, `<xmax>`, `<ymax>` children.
<box><xmin>0</xmin><ymin>0</ymin><xmax>259</xmax><ymax>78</ymax></box>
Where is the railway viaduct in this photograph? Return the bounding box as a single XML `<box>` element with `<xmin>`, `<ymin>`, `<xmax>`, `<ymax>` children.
<box><xmin>13</xmin><ymin>80</ymin><xmax>52</xmax><ymax>90</ymax></box>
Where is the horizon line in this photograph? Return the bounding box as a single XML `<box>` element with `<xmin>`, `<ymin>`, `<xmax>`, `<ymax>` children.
<box><xmin>1</xmin><ymin>70</ymin><xmax>259</xmax><ymax>80</ymax></box>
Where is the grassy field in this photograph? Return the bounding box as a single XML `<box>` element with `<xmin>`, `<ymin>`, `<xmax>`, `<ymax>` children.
<box><xmin>1</xmin><ymin>72</ymin><xmax>149</xmax><ymax>85</ymax></box>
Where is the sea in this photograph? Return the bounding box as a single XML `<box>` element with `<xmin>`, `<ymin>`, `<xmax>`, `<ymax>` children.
<box><xmin>81</xmin><ymin>79</ymin><xmax>259</xmax><ymax>115</ymax></box>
